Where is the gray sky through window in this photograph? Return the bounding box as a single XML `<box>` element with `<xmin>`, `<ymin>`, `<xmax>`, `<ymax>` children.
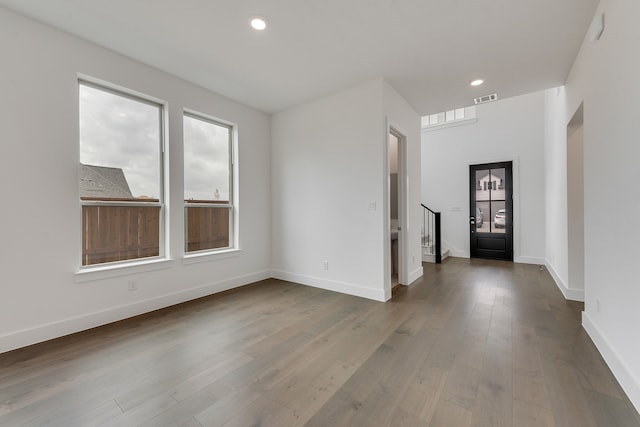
<box><xmin>183</xmin><ymin>115</ymin><xmax>230</xmax><ymax>201</ymax></box>
<box><xmin>79</xmin><ymin>83</ymin><xmax>231</xmax><ymax>202</ymax></box>
<box><xmin>79</xmin><ymin>84</ymin><xmax>161</xmax><ymax>199</ymax></box>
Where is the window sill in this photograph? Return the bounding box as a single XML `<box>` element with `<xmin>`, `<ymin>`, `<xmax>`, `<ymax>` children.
<box><xmin>75</xmin><ymin>257</ymin><xmax>174</xmax><ymax>283</ymax></box>
<box><xmin>182</xmin><ymin>248</ymin><xmax>242</xmax><ymax>265</ymax></box>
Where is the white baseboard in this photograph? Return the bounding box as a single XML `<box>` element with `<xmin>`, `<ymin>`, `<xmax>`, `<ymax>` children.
<box><xmin>408</xmin><ymin>266</ymin><xmax>424</xmax><ymax>284</ymax></box>
<box><xmin>0</xmin><ymin>269</ymin><xmax>272</xmax><ymax>354</ymax></box>
<box><xmin>545</xmin><ymin>260</ymin><xmax>584</xmax><ymax>301</ymax></box>
<box><xmin>514</xmin><ymin>256</ymin><xmax>545</xmax><ymax>265</ymax></box>
<box><xmin>582</xmin><ymin>311</ymin><xmax>640</xmax><ymax>414</ymax></box>
<box><xmin>271</xmin><ymin>270</ymin><xmax>387</xmax><ymax>302</ymax></box>
<box><xmin>443</xmin><ymin>240</ymin><xmax>468</xmax><ymax>258</ymax></box>
<box><xmin>421</xmin><ymin>249</ymin><xmax>450</xmax><ymax>264</ymax></box>
<box><xmin>446</xmin><ymin>250</ymin><xmax>469</xmax><ymax>258</ymax></box>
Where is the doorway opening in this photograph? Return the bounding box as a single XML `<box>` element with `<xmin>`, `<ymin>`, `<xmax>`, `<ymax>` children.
<box><xmin>389</xmin><ymin>129</ymin><xmax>406</xmax><ymax>288</ymax></box>
<box><xmin>567</xmin><ymin>104</ymin><xmax>584</xmax><ymax>291</ymax></box>
<box><xmin>469</xmin><ymin>161</ymin><xmax>513</xmax><ymax>260</ymax></box>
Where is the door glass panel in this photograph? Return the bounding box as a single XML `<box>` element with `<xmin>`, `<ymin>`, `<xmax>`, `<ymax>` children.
<box><xmin>475</xmin><ymin>167</ymin><xmax>506</xmax><ymax>233</ymax></box>
<box><xmin>475</xmin><ymin>170</ymin><xmax>490</xmax><ymax>202</ymax></box>
<box><xmin>475</xmin><ymin>201</ymin><xmax>489</xmax><ymax>232</ymax></box>
<box><xmin>489</xmin><ymin>167</ymin><xmax>506</xmax><ymax>234</ymax></box>
<box><xmin>491</xmin><ymin>200</ymin><xmax>506</xmax><ymax>234</ymax></box>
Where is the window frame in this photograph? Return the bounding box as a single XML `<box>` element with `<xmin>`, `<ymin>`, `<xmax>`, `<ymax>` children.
<box><xmin>78</xmin><ymin>77</ymin><xmax>168</xmax><ymax>269</ymax></box>
<box><xmin>182</xmin><ymin>109</ymin><xmax>237</xmax><ymax>255</ymax></box>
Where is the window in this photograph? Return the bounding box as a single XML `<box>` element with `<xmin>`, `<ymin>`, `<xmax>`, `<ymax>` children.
<box><xmin>183</xmin><ymin>112</ymin><xmax>234</xmax><ymax>253</ymax></box>
<box><xmin>445</xmin><ymin>110</ymin><xmax>455</xmax><ymax>122</ymax></box>
<box><xmin>79</xmin><ymin>81</ymin><xmax>165</xmax><ymax>266</ymax></box>
<box><xmin>421</xmin><ymin>106</ymin><xmax>477</xmax><ymax>130</ymax></box>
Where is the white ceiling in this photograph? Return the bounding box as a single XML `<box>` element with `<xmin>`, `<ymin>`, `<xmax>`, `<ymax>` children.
<box><xmin>0</xmin><ymin>0</ymin><xmax>599</xmax><ymax>115</ymax></box>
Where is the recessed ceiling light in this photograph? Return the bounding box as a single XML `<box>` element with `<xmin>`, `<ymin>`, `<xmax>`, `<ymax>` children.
<box><xmin>250</xmin><ymin>16</ymin><xmax>267</xmax><ymax>31</ymax></box>
<box><xmin>470</xmin><ymin>79</ymin><xmax>484</xmax><ymax>87</ymax></box>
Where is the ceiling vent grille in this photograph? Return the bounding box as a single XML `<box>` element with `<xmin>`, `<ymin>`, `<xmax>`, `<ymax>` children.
<box><xmin>474</xmin><ymin>93</ymin><xmax>498</xmax><ymax>105</ymax></box>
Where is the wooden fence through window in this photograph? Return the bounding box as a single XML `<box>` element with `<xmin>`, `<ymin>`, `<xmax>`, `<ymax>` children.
<box><xmin>81</xmin><ymin>198</ymin><xmax>230</xmax><ymax>266</ymax></box>
<box><xmin>185</xmin><ymin>200</ymin><xmax>230</xmax><ymax>253</ymax></box>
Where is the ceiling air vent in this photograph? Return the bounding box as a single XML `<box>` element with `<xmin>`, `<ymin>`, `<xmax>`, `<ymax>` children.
<box><xmin>474</xmin><ymin>93</ymin><xmax>498</xmax><ymax>105</ymax></box>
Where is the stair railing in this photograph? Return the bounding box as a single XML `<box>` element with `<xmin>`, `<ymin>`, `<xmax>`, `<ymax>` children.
<box><xmin>421</xmin><ymin>204</ymin><xmax>441</xmax><ymax>264</ymax></box>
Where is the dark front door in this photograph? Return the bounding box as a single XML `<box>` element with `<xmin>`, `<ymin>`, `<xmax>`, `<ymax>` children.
<box><xmin>470</xmin><ymin>162</ymin><xmax>513</xmax><ymax>260</ymax></box>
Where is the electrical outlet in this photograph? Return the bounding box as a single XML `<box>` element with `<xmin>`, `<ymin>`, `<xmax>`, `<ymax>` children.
<box><xmin>596</xmin><ymin>298</ymin><xmax>601</xmax><ymax>313</ymax></box>
<box><xmin>128</xmin><ymin>280</ymin><xmax>137</xmax><ymax>292</ymax></box>
<box><xmin>412</xmin><ymin>255</ymin><xmax>416</xmax><ymax>264</ymax></box>
<box><xmin>323</xmin><ymin>261</ymin><xmax>329</xmax><ymax>270</ymax></box>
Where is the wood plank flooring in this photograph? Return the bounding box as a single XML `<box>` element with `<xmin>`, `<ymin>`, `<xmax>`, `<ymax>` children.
<box><xmin>1</xmin><ymin>258</ymin><xmax>639</xmax><ymax>426</ymax></box>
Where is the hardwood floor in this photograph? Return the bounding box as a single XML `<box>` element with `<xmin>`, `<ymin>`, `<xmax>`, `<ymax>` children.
<box><xmin>1</xmin><ymin>258</ymin><xmax>639</xmax><ymax>426</ymax></box>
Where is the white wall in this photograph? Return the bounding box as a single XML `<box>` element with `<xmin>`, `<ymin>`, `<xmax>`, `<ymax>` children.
<box><xmin>271</xmin><ymin>79</ymin><xmax>421</xmax><ymax>301</ymax></box>
<box><xmin>567</xmin><ymin>115</ymin><xmax>585</xmax><ymax>297</ymax></box>
<box><xmin>543</xmin><ymin>87</ymin><xmax>571</xmax><ymax>298</ymax></box>
<box><xmin>421</xmin><ymin>91</ymin><xmax>546</xmax><ymax>263</ymax></box>
<box><xmin>545</xmin><ymin>0</ymin><xmax>640</xmax><ymax>412</ymax></box>
<box><xmin>0</xmin><ymin>7</ymin><xmax>272</xmax><ymax>353</ymax></box>
<box><xmin>382</xmin><ymin>81</ymin><xmax>424</xmax><ymax>286</ymax></box>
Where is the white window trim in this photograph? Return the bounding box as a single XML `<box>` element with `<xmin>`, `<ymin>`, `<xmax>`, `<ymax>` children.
<box><xmin>74</xmin><ymin>257</ymin><xmax>174</xmax><ymax>283</ymax></box>
<box><xmin>77</xmin><ymin>76</ymin><xmax>169</xmax><ymax>271</ymax></box>
<box><xmin>182</xmin><ymin>109</ymin><xmax>239</xmax><ymax>256</ymax></box>
<box><xmin>182</xmin><ymin>248</ymin><xmax>243</xmax><ymax>265</ymax></box>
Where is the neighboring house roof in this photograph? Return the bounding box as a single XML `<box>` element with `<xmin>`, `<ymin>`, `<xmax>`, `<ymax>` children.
<box><xmin>478</xmin><ymin>169</ymin><xmax>505</xmax><ymax>182</ymax></box>
<box><xmin>80</xmin><ymin>163</ymin><xmax>134</xmax><ymax>199</ymax></box>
